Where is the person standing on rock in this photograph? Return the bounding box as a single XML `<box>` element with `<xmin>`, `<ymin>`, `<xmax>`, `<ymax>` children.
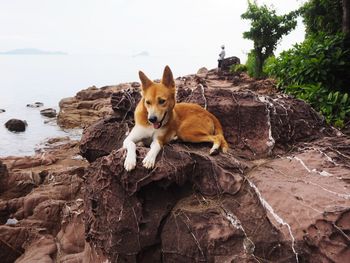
<box><xmin>218</xmin><ymin>45</ymin><xmax>225</xmax><ymax>71</ymax></box>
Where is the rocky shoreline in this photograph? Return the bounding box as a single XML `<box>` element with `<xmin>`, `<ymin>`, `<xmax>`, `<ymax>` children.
<box><xmin>0</xmin><ymin>67</ymin><xmax>349</xmax><ymax>262</ymax></box>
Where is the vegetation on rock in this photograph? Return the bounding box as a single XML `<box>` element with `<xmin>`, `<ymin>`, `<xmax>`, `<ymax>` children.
<box><xmin>243</xmin><ymin>0</ymin><xmax>350</xmax><ymax>128</ymax></box>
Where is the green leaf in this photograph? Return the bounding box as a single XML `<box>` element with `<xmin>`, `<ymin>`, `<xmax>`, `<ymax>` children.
<box><xmin>341</xmin><ymin>93</ymin><xmax>349</xmax><ymax>104</ymax></box>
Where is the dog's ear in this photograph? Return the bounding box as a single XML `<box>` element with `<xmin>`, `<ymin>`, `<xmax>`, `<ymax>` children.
<box><xmin>139</xmin><ymin>71</ymin><xmax>153</xmax><ymax>89</ymax></box>
<box><xmin>161</xmin><ymin>65</ymin><xmax>175</xmax><ymax>88</ymax></box>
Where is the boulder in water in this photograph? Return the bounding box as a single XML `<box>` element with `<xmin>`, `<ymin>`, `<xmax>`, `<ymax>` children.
<box><xmin>40</xmin><ymin>108</ymin><xmax>57</xmax><ymax>118</ymax></box>
<box><xmin>26</xmin><ymin>102</ymin><xmax>44</xmax><ymax>108</ymax></box>
<box><xmin>5</xmin><ymin>119</ymin><xmax>27</xmax><ymax>132</ymax></box>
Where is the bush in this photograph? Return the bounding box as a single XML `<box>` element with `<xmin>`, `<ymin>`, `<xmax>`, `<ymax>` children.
<box><xmin>230</xmin><ymin>64</ymin><xmax>247</xmax><ymax>74</ymax></box>
<box><xmin>265</xmin><ymin>33</ymin><xmax>350</xmax><ymax>92</ymax></box>
<box><xmin>245</xmin><ymin>50</ymin><xmax>257</xmax><ymax>77</ymax></box>
<box><xmin>262</xmin><ymin>55</ymin><xmax>276</xmax><ymax>76</ymax></box>
<box><xmin>245</xmin><ymin>50</ymin><xmax>273</xmax><ymax>78</ymax></box>
<box><xmin>300</xmin><ymin>0</ymin><xmax>342</xmax><ymax>36</ymax></box>
<box><xmin>265</xmin><ymin>33</ymin><xmax>350</xmax><ymax>127</ymax></box>
<box><xmin>286</xmin><ymin>84</ymin><xmax>350</xmax><ymax>127</ymax></box>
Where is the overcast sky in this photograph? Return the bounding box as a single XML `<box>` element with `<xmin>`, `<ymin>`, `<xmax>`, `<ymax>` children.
<box><xmin>0</xmin><ymin>0</ymin><xmax>306</xmax><ymax>61</ymax></box>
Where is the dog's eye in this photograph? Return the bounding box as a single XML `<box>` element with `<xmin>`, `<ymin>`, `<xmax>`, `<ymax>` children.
<box><xmin>145</xmin><ymin>100</ymin><xmax>151</xmax><ymax>105</ymax></box>
<box><xmin>158</xmin><ymin>99</ymin><xmax>166</xmax><ymax>105</ymax></box>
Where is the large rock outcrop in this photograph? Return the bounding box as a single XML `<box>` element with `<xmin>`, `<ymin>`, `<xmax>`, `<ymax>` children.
<box><xmin>80</xmin><ymin>70</ymin><xmax>349</xmax><ymax>262</ymax></box>
<box><xmin>0</xmin><ymin>138</ymin><xmax>99</xmax><ymax>263</ymax></box>
<box><xmin>1</xmin><ymin>69</ymin><xmax>349</xmax><ymax>262</ymax></box>
<box><xmin>57</xmin><ymin>84</ymin><xmax>139</xmax><ymax>129</ymax></box>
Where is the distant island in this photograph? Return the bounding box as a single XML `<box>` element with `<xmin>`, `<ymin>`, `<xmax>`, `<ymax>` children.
<box><xmin>0</xmin><ymin>48</ymin><xmax>67</xmax><ymax>55</ymax></box>
<box><xmin>132</xmin><ymin>51</ymin><xmax>150</xmax><ymax>57</ymax></box>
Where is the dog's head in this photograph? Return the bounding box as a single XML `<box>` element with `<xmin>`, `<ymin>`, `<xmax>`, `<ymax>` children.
<box><xmin>139</xmin><ymin>65</ymin><xmax>175</xmax><ymax>129</ymax></box>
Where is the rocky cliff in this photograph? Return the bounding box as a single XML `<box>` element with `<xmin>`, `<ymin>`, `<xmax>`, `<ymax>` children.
<box><xmin>0</xmin><ymin>69</ymin><xmax>349</xmax><ymax>262</ymax></box>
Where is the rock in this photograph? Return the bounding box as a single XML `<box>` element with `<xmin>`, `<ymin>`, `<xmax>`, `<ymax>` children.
<box><xmin>84</xmin><ymin>147</ymin><xmax>250</xmax><ymax>262</ymax></box>
<box><xmin>2</xmin><ymin>153</ymin><xmax>58</xmax><ymax>170</ymax></box>
<box><xmin>3</xmin><ymin>69</ymin><xmax>348</xmax><ymax>262</ymax></box>
<box><xmin>76</xmin><ymin>86</ymin><xmax>110</xmax><ymax>101</ymax></box>
<box><xmin>58</xmin><ymin>69</ymin><xmax>279</xmax><ymax>129</ymax></box>
<box><xmin>0</xmin><ymin>109</ymin><xmax>5</xmax><ymax>113</ymax></box>
<box><xmin>247</xmin><ymin>136</ymin><xmax>350</xmax><ymax>262</ymax></box>
<box><xmin>131</xmin><ymin>82</ymin><xmax>141</xmax><ymax>88</ymax></box>
<box><xmin>220</xmin><ymin>56</ymin><xmax>241</xmax><ymax>71</ymax></box>
<box><xmin>197</xmin><ymin>67</ymin><xmax>208</xmax><ymax>75</ymax></box>
<box><xmin>40</xmin><ymin>108</ymin><xmax>57</xmax><ymax>118</ymax></box>
<box><xmin>5</xmin><ymin>218</ymin><xmax>18</xmax><ymax>225</ymax></box>
<box><xmin>57</xmin><ymin>84</ymin><xmax>132</xmax><ymax>129</ymax></box>
<box><xmin>196</xmin><ymin>67</ymin><xmax>208</xmax><ymax>78</ymax></box>
<box><xmin>4</xmin><ymin>119</ymin><xmax>27</xmax><ymax>132</ymax></box>
<box><xmin>0</xmin><ymin>226</ymin><xmax>27</xmax><ymax>263</ymax></box>
<box><xmin>80</xmin><ymin>70</ymin><xmax>349</xmax><ymax>262</ymax></box>
<box><xmin>0</xmin><ymin>161</ymin><xmax>8</xmax><ymax>193</ymax></box>
<box><xmin>109</xmin><ymin>85</ymin><xmax>327</xmax><ymax>160</ymax></box>
<box><xmin>0</xmin><ymin>138</ymin><xmax>88</xmax><ymax>263</ymax></box>
<box><xmin>26</xmin><ymin>102</ymin><xmax>43</xmax><ymax>108</ymax></box>
<box><xmin>83</xmin><ymin>135</ymin><xmax>350</xmax><ymax>262</ymax></box>
<box><xmin>43</xmin><ymin>119</ymin><xmax>56</xmax><ymax>125</ymax></box>
<box><xmin>80</xmin><ymin>117</ymin><xmax>129</xmax><ymax>162</ymax></box>
<box><xmin>110</xmin><ymin>87</ymin><xmax>141</xmax><ymax>118</ymax></box>
<box><xmin>15</xmin><ymin>236</ymin><xmax>57</xmax><ymax>263</ymax></box>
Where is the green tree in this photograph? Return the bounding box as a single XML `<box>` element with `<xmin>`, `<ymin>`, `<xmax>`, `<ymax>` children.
<box><xmin>265</xmin><ymin>0</ymin><xmax>350</xmax><ymax>127</ymax></box>
<box><xmin>299</xmin><ymin>0</ymin><xmax>350</xmax><ymax>90</ymax></box>
<box><xmin>300</xmin><ymin>0</ymin><xmax>343</xmax><ymax>36</ymax></box>
<box><xmin>241</xmin><ymin>1</ymin><xmax>298</xmax><ymax>77</ymax></box>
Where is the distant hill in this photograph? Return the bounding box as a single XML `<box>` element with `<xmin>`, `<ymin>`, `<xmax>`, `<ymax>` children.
<box><xmin>132</xmin><ymin>51</ymin><xmax>150</xmax><ymax>57</ymax></box>
<box><xmin>0</xmin><ymin>48</ymin><xmax>67</xmax><ymax>55</ymax></box>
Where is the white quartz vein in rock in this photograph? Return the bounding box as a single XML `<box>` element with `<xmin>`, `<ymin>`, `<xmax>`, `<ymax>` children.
<box><xmin>247</xmin><ymin>179</ymin><xmax>299</xmax><ymax>263</ymax></box>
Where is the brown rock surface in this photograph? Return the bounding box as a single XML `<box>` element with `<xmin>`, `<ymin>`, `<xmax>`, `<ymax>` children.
<box><xmin>104</xmin><ymin>70</ymin><xmax>328</xmax><ymax>160</ymax></box>
<box><xmin>1</xmin><ymin>69</ymin><xmax>349</xmax><ymax>262</ymax></box>
<box><xmin>5</xmin><ymin>119</ymin><xmax>27</xmax><ymax>132</ymax></box>
<box><xmin>247</xmin><ymin>137</ymin><xmax>350</xmax><ymax>262</ymax></box>
<box><xmin>79</xmin><ymin>116</ymin><xmax>129</xmax><ymax>163</ymax></box>
<box><xmin>0</xmin><ymin>137</ymin><xmax>92</xmax><ymax>263</ymax></box>
<box><xmin>40</xmin><ymin>108</ymin><xmax>57</xmax><ymax>118</ymax></box>
<box><xmin>220</xmin><ymin>56</ymin><xmax>241</xmax><ymax>71</ymax></box>
<box><xmin>81</xmin><ymin>131</ymin><xmax>350</xmax><ymax>262</ymax></box>
<box><xmin>79</xmin><ymin>70</ymin><xmax>349</xmax><ymax>262</ymax></box>
<box><xmin>57</xmin><ymin>84</ymin><xmax>134</xmax><ymax>129</ymax></box>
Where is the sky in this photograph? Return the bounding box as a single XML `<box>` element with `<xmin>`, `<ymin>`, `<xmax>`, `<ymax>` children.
<box><xmin>0</xmin><ymin>0</ymin><xmax>307</xmax><ymax>62</ymax></box>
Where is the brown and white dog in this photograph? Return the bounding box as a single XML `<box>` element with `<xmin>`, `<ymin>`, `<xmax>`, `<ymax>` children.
<box><xmin>123</xmin><ymin>66</ymin><xmax>228</xmax><ymax>171</ymax></box>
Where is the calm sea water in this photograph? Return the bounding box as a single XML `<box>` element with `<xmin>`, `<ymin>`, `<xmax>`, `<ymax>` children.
<box><xmin>0</xmin><ymin>54</ymin><xmax>214</xmax><ymax>156</ymax></box>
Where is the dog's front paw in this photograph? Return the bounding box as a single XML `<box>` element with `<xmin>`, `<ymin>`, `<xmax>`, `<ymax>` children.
<box><xmin>124</xmin><ymin>157</ymin><xmax>136</xmax><ymax>171</ymax></box>
<box><xmin>142</xmin><ymin>154</ymin><xmax>156</xmax><ymax>169</ymax></box>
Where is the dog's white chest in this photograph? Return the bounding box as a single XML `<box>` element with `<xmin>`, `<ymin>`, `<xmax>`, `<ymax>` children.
<box><xmin>128</xmin><ymin>125</ymin><xmax>165</xmax><ymax>140</ymax></box>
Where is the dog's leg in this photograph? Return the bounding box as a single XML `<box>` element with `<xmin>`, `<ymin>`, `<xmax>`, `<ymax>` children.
<box><xmin>142</xmin><ymin>139</ymin><xmax>161</xmax><ymax>169</ymax></box>
<box><xmin>123</xmin><ymin>125</ymin><xmax>151</xmax><ymax>171</ymax></box>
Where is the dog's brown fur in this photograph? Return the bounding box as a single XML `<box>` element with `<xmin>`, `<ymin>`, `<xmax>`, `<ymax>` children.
<box><xmin>122</xmin><ymin>66</ymin><xmax>228</xmax><ymax>171</ymax></box>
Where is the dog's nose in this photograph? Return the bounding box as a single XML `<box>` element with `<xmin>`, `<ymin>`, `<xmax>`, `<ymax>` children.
<box><xmin>148</xmin><ymin>116</ymin><xmax>158</xmax><ymax>123</ymax></box>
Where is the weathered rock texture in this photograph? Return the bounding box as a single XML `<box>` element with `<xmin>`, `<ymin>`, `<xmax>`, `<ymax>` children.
<box><xmin>40</xmin><ymin>108</ymin><xmax>57</xmax><ymax>118</ymax></box>
<box><xmin>5</xmin><ymin>119</ymin><xmax>27</xmax><ymax>132</ymax></box>
<box><xmin>80</xmin><ymin>70</ymin><xmax>350</xmax><ymax>262</ymax></box>
<box><xmin>1</xmin><ymin>69</ymin><xmax>349</xmax><ymax>263</ymax></box>
<box><xmin>220</xmin><ymin>56</ymin><xmax>241</xmax><ymax>71</ymax></box>
<box><xmin>0</xmin><ymin>138</ymin><xmax>106</xmax><ymax>263</ymax></box>
<box><xmin>80</xmin><ymin>117</ymin><xmax>129</xmax><ymax>163</ymax></box>
<box><xmin>57</xmin><ymin>84</ymin><xmax>138</xmax><ymax>129</ymax></box>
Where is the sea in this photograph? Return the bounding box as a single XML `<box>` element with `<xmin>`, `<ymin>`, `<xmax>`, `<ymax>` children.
<box><xmin>0</xmin><ymin>54</ymin><xmax>215</xmax><ymax>157</ymax></box>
